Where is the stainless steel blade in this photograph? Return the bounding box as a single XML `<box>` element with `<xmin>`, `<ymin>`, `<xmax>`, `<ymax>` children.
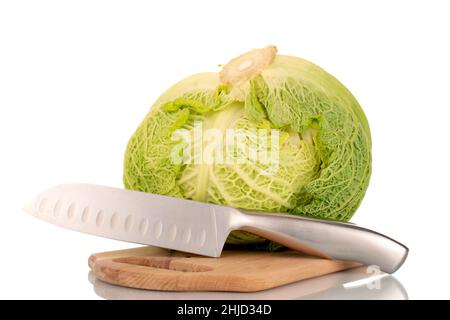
<box><xmin>25</xmin><ymin>183</ymin><xmax>408</xmax><ymax>273</ymax></box>
<box><xmin>24</xmin><ymin>184</ymin><xmax>233</xmax><ymax>257</ymax></box>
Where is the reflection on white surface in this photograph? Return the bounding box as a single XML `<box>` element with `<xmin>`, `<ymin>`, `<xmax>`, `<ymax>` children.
<box><xmin>88</xmin><ymin>267</ymin><xmax>408</xmax><ymax>300</ymax></box>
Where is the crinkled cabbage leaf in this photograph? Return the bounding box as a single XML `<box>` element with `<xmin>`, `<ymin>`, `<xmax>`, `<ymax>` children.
<box><xmin>124</xmin><ymin>46</ymin><xmax>371</xmax><ymax>245</ymax></box>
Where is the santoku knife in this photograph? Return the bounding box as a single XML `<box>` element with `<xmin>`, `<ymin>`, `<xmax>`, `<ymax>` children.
<box><xmin>24</xmin><ymin>183</ymin><xmax>408</xmax><ymax>273</ymax></box>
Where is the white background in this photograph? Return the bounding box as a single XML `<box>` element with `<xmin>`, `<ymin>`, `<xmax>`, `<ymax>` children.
<box><xmin>1</xmin><ymin>0</ymin><xmax>449</xmax><ymax>299</ymax></box>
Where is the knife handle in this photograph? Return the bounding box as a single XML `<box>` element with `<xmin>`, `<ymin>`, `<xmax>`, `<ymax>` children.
<box><xmin>235</xmin><ymin>211</ymin><xmax>408</xmax><ymax>274</ymax></box>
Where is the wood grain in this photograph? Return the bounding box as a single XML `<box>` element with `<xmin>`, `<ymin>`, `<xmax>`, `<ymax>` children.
<box><xmin>89</xmin><ymin>246</ymin><xmax>360</xmax><ymax>292</ymax></box>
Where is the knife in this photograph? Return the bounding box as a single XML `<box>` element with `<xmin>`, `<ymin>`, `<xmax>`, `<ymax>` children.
<box><xmin>24</xmin><ymin>183</ymin><xmax>408</xmax><ymax>273</ymax></box>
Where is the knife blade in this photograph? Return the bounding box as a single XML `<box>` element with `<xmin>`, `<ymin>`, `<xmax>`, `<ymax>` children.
<box><xmin>24</xmin><ymin>183</ymin><xmax>231</xmax><ymax>257</ymax></box>
<box><xmin>24</xmin><ymin>183</ymin><xmax>408</xmax><ymax>273</ymax></box>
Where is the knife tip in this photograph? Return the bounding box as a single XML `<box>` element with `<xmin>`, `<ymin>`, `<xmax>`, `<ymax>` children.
<box><xmin>23</xmin><ymin>198</ymin><xmax>37</xmax><ymax>216</ymax></box>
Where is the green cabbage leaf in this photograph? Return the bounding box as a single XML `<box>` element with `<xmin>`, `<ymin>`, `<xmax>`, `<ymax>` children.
<box><xmin>124</xmin><ymin>46</ymin><xmax>372</xmax><ymax>245</ymax></box>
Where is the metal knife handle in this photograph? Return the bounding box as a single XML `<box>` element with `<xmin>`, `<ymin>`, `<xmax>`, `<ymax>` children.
<box><xmin>235</xmin><ymin>211</ymin><xmax>408</xmax><ymax>274</ymax></box>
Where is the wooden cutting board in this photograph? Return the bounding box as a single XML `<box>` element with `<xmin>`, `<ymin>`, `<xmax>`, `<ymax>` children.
<box><xmin>89</xmin><ymin>246</ymin><xmax>360</xmax><ymax>292</ymax></box>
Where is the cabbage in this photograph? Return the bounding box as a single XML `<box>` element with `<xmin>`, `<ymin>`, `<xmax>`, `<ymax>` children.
<box><xmin>124</xmin><ymin>46</ymin><xmax>371</xmax><ymax>245</ymax></box>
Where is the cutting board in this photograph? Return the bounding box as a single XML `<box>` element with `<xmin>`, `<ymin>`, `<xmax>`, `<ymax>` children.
<box><xmin>89</xmin><ymin>246</ymin><xmax>360</xmax><ymax>292</ymax></box>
